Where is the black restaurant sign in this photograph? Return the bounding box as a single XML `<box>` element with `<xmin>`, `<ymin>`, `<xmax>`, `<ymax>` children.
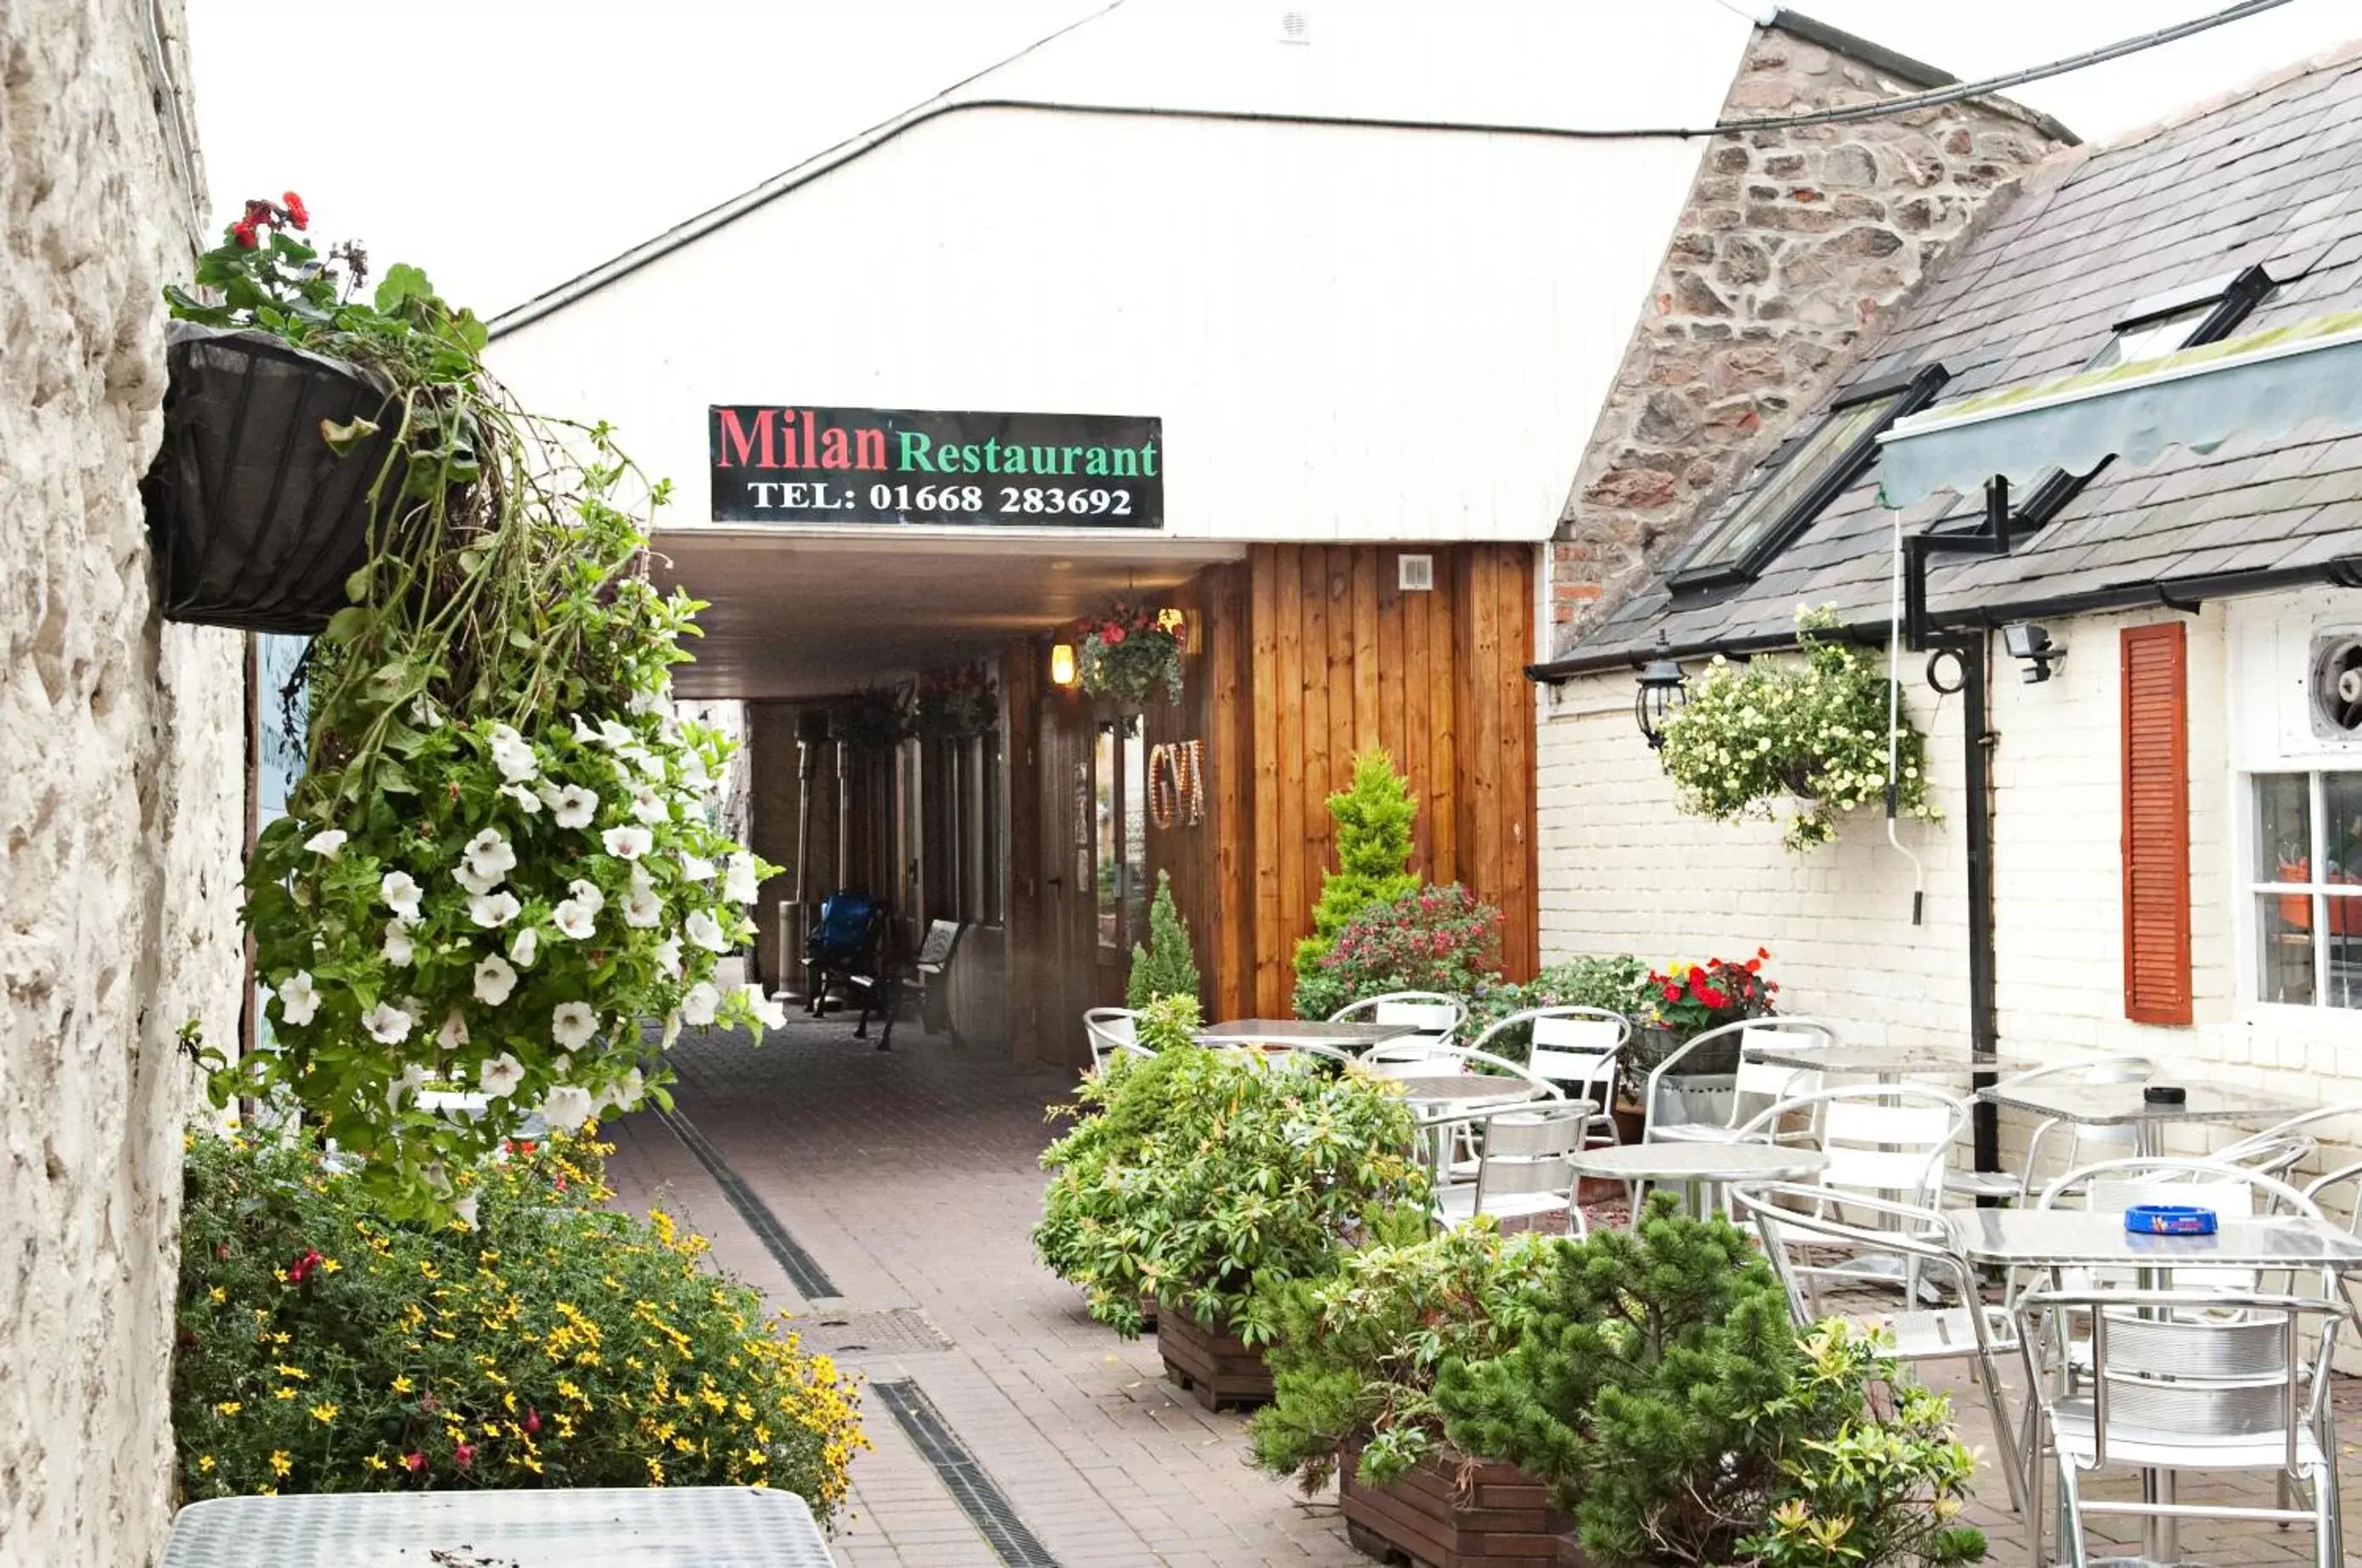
<box><xmin>710</xmin><ymin>406</ymin><xmax>1163</xmax><ymax>528</ymax></box>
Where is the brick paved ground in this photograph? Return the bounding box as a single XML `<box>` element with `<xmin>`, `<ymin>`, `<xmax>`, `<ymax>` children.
<box><xmin>603</xmin><ymin>1018</ymin><xmax>2362</xmax><ymax>1567</ymax></box>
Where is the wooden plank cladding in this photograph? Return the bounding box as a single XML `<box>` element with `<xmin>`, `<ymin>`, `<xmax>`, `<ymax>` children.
<box><xmin>1231</xmin><ymin>543</ymin><xmax>1538</xmax><ymax>1016</ymax></box>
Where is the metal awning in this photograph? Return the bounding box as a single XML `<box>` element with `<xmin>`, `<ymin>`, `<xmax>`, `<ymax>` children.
<box><xmin>1877</xmin><ymin>309</ymin><xmax>2362</xmax><ymax>507</ymax></box>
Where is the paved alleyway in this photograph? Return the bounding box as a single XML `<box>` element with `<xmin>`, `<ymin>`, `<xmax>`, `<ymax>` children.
<box><xmin>604</xmin><ymin>1017</ymin><xmax>2362</xmax><ymax>1567</ymax></box>
<box><xmin>603</xmin><ymin>1019</ymin><xmax>1361</xmax><ymax>1567</ymax></box>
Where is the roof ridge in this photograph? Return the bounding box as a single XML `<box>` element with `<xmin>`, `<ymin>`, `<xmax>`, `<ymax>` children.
<box><xmin>2060</xmin><ymin>31</ymin><xmax>2362</xmax><ymax>164</ymax></box>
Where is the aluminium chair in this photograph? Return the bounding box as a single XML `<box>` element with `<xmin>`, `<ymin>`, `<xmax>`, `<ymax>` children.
<box><xmin>1082</xmin><ymin>1007</ymin><xmax>1146</xmax><ymax>1074</ymax></box>
<box><xmin>1642</xmin><ymin>1016</ymin><xmax>1840</xmax><ymax>1145</ymax></box>
<box><xmin>1470</xmin><ymin>1005</ymin><xmax>1626</xmax><ymax>1151</ymax></box>
<box><xmin>1433</xmin><ymin>1102</ymin><xmax>1590</xmax><ymax>1239</ymax></box>
<box><xmin>1328</xmin><ymin>990</ymin><xmax>1467</xmax><ymax>1067</ymax></box>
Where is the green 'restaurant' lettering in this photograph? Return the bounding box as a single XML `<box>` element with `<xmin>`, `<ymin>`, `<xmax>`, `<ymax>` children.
<box><xmin>898</xmin><ymin>431</ymin><xmax>935</xmax><ymax>472</ymax></box>
<box><xmin>890</xmin><ymin>432</ymin><xmax>1160</xmax><ymax>478</ymax></box>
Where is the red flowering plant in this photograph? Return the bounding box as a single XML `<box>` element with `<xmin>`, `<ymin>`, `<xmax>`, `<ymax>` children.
<box><xmin>1633</xmin><ymin>948</ymin><xmax>1780</xmax><ymax>1075</ymax></box>
<box><xmin>1076</xmin><ymin>597</ymin><xmax>1185</xmax><ymax>705</ymax></box>
<box><xmin>912</xmin><ymin>663</ymin><xmax>997</xmax><ymax>741</ymax></box>
<box><xmin>1293</xmin><ymin>882</ymin><xmax>1504</xmax><ymax>1023</ymax></box>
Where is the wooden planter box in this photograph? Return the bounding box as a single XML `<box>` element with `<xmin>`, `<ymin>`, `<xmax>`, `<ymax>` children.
<box><xmin>1154</xmin><ymin>1297</ymin><xmax>1271</xmax><ymax>1411</ymax></box>
<box><xmin>1338</xmin><ymin>1441</ymin><xmax>1571</xmax><ymax>1568</ymax></box>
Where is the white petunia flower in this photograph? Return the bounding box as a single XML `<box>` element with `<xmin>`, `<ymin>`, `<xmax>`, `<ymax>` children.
<box><xmin>569</xmin><ymin>713</ymin><xmax>599</xmax><ymax>744</ymax></box>
<box><xmin>361</xmin><ymin>1001</ymin><xmax>413</xmax><ymax>1044</ymax></box>
<box><xmin>387</xmin><ymin>1062</ymin><xmax>428</xmax><ymax>1112</ymax></box>
<box><xmin>479</xmin><ymin>1051</ymin><xmax>525</xmax><ymax>1099</ymax></box>
<box><xmin>382</xmin><ymin>921</ymin><xmax>415</xmax><ymax>967</ymax></box>
<box><xmin>598</xmin><ymin>718</ymin><xmax>635</xmax><ymax>750</ymax></box>
<box><xmin>452</xmin><ymin>1192</ymin><xmax>480</xmax><ymax>1228</ymax></box>
<box><xmin>453</xmin><ymin>863</ymin><xmax>502</xmax><ymax>896</ymax></box>
<box><xmin>630</xmin><ymin>786</ymin><xmax>668</xmax><ymax>826</ymax></box>
<box><xmin>381</xmin><ymin>871</ymin><xmax>424</xmax><ymax>924</ymax></box>
<box><xmin>437</xmin><ymin>1009</ymin><xmax>469</xmax><ymax>1052</ymax></box>
<box><xmin>488</xmin><ymin>723</ymin><xmax>539</xmax><ymax>783</ymax></box>
<box><xmin>551</xmin><ymin>1001</ymin><xmax>598</xmax><ymax>1050</ymax></box>
<box><xmin>303</xmin><ymin>827</ymin><xmax>347</xmax><ymax>859</ymax></box>
<box><xmin>660</xmin><ymin>1010</ymin><xmax>684</xmax><ymax>1048</ymax></box>
<box><xmin>599</xmin><ymin>1067</ymin><xmax>648</xmax><ymax>1114</ymax></box>
<box><xmin>684</xmin><ymin>909</ymin><xmax>730</xmax><ymax>953</ymax></box>
<box><xmin>622</xmin><ymin>882</ymin><xmax>663</xmax><ymax>929</ymax></box>
<box><xmin>682</xmin><ymin>749</ymin><xmax>710</xmax><ymax>789</ymax></box>
<box><xmin>539</xmin><ymin>1084</ymin><xmax>596</xmax><ymax>1132</ymax></box>
<box><xmin>550</xmin><ymin>785</ymin><xmax>598</xmax><ymax>829</ymax></box>
<box><xmin>500</xmin><ymin>782</ymin><xmax>542</xmax><ymax>815</ymax></box>
<box><xmin>680</xmin><ymin>981</ymin><xmax>721</xmax><ymax>1026</ymax></box>
<box><xmin>742</xmin><ymin>983</ymin><xmax>788</xmax><ymax>1031</ymax></box>
<box><xmin>508</xmin><ymin>925</ymin><xmax>540</xmax><ymax>969</ymax></box>
<box><xmin>462</xmin><ymin>829</ymin><xmax>516</xmax><ymax>884</ymax></box>
<box><xmin>277</xmin><ymin>970</ymin><xmax>322</xmax><ymax>1027</ymax></box>
<box><xmin>473</xmin><ymin>955</ymin><xmax>519</xmax><ymax>1005</ymax></box>
<box><xmin>566</xmin><ymin>878</ymin><xmax>604</xmax><ymax>917</ymax></box>
<box><xmin>602</xmin><ymin>826</ymin><xmax>652</xmax><ymax>860</ymax></box>
<box><xmin>628</xmin><ymin>687</ymin><xmax>669</xmax><ymax>717</ymax></box>
<box><xmin>550</xmin><ymin>1053</ymin><xmax>573</xmax><ymax>1080</ymax></box>
<box><xmin>468</xmin><ymin>890</ymin><xmax>522</xmax><ymax>929</ymax></box>
<box><xmin>630</xmin><ymin>748</ymin><xmax>666</xmax><ymax>781</ymax></box>
<box><xmin>723</xmin><ymin>854</ymin><xmax>760</xmax><ymax>904</ymax></box>
<box><xmin>551</xmin><ymin>899</ymin><xmax>597</xmax><ymax>941</ymax></box>
<box><xmin>654</xmin><ymin>936</ymin><xmax>683</xmax><ymax>980</ymax></box>
<box><xmin>678</xmin><ymin>851</ymin><xmax>715</xmax><ymax>882</ymax></box>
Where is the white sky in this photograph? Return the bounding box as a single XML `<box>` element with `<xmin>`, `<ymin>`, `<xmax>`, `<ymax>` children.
<box><xmin>186</xmin><ymin>0</ymin><xmax>2362</xmax><ymax>316</ymax></box>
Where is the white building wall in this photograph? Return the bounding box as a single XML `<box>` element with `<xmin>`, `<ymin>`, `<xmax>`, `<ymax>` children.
<box><xmin>491</xmin><ymin>108</ymin><xmax>1714</xmax><ymax>548</ymax></box>
<box><xmin>1537</xmin><ymin>593</ymin><xmax>2362</xmax><ymax>1187</ymax></box>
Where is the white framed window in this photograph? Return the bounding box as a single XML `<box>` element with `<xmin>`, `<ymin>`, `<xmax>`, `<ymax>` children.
<box><xmin>2247</xmin><ymin>770</ymin><xmax>2362</xmax><ymax>1010</ymax></box>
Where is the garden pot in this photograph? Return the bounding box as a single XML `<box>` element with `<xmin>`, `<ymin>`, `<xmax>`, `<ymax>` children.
<box><xmin>1339</xmin><ymin>1440</ymin><xmax>1571</xmax><ymax>1568</ymax></box>
<box><xmin>1647</xmin><ymin>1072</ymin><xmax>1736</xmax><ymax>1133</ymax></box>
<box><xmin>141</xmin><ymin>321</ymin><xmax>400</xmax><ymax>633</ymax></box>
<box><xmin>1154</xmin><ymin>1297</ymin><xmax>1271</xmax><ymax>1411</ymax></box>
<box><xmin>1608</xmin><ymin>1101</ymin><xmax>1645</xmax><ymax>1146</ymax></box>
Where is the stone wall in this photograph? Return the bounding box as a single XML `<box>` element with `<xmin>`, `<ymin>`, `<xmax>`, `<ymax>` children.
<box><xmin>1547</xmin><ymin>25</ymin><xmax>2065</xmax><ymax>648</ymax></box>
<box><xmin>0</xmin><ymin>2</ymin><xmax>247</xmax><ymax>1561</ymax></box>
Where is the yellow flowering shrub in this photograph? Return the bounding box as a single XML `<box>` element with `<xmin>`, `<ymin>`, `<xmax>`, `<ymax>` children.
<box><xmin>172</xmin><ymin>1130</ymin><xmax>863</xmax><ymax>1515</ymax></box>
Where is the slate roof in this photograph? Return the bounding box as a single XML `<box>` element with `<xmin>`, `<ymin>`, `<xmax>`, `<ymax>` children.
<box><xmin>1553</xmin><ymin>44</ymin><xmax>2362</xmax><ymax>672</ymax></box>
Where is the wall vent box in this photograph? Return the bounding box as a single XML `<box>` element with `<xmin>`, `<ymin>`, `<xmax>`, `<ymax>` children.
<box><xmin>1398</xmin><ymin>553</ymin><xmax>1435</xmax><ymax>591</ymax></box>
<box><xmin>1277</xmin><ymin>9</ymin><xmax>1310</xmax><ymax>43</ymax></box>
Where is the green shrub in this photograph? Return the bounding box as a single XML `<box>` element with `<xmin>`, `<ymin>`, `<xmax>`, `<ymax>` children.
<box><xmin>1437</xmin><ymin>1196</ymin><xmax>1983</xmax><ymax>1567</ymax></box>
<box><xmin>1248</xmin><ymin>1211</ymin><xmax>1557</xmax><ymax>1493</ymax></box>
<box><xmin>1126</xmin><ymin>870</ymin><xmax>1201</xmax><ymax>1008</ymax></box>
<box><xmin>172</xmin><ymin>1129</ymin><xmax>864</xmax><ymax>1513</ymax></box>
<box><xmin>1034</xmin><ymin>1047</ymin><xmax>1428</xmax><ymax>1339</ymax></box>
<box><xmin>1465</xmin><ymin>955</ymin><xmax>1652</xmax><ymax>1061</ymax></box>
<box><xmin>1292</xmin><ymin>748</ymin><xmax>1420</xmax><ymax>1006</ymax></box>
<box><xmin>1293</xmin><ymin>882</ymin><xmax>1502</xmax><ymax>1024</ymax></box>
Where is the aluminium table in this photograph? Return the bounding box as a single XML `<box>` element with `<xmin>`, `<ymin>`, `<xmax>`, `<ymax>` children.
<box><xmin>1568</xmin><ymin>1140</ymin><xmax>1827</xmax><ymax>1222</ymax></box>
<box><xmin>1194</xmin><ymin>1018</ymin><xmax>1422</xmax><ymax>1051</ymax></box>
<box><xmin>160</xmin><ymin>1486</ymin><xmax>836</xmax><ymax>1566</ymax></box>
<box><xmin>1973</xmin><ymin>1079</ymin><xmax>2309</xmax><ymax>1157</ymax></box>
<box><xmin>1382</xmin><ymin>1072</ymin><xmax>1560</xmax><ymax>1171</ymax></box>
<box><xmin>1742</xmin><ymin>1043</ymin><xmax>2043</xmax><ymax>1082</ymax></box>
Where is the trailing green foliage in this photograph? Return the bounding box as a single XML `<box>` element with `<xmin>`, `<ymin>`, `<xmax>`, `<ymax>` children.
<box><xmin>172</xmin><ymin>1129</ymin><xmax>863</xmax><ymax>1510</ymax></box>
<box><xmin>1657</xmin><ymin>606</ymin><xmax>1938</xmax><ymax>852</ymax></box>
<box><xmin>1292</xmin><ymin>748</ymin><xmax>1421</xmax><ymax>1011</ymax></box>
<box><xmin>1126</xmin><ymin>870</ymin><xmax>1202</xmax><ymax>1008</ymax></box>
<box><xmin>1437</xmin><ymin>1196</ymin><xmax>1984</xmax><ymax>1567</ymax></box>
<box><xmin>1034</xmin><ymin>1044</ymin><xmax>1428</xmax><ymax>1339</ymax></box>
<box><xmin>1248</xmin><ymin>1212</ymin><xmax>1557</xmax><ymax>1494</ymax></box>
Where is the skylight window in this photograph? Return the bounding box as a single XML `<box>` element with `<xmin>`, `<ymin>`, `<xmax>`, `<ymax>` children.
<box><xmin>1669</xmin><ymin>365</ymin><xmax>1949</xmax><ymax>591</ymax></box>
<box><xmin>2013</xmin><ymin>264</ymin><xmax>2274</xmax><ymax>527</ymax></box>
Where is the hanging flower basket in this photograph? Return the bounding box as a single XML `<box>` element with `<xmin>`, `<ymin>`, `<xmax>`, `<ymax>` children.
<box><xmin>830</xmin><ymin>685</ymin><xmax>910</xmax><ymax>750</ymax></box>
<box><xmin>912</xmin><ymin>664</ymin><xmax>996</xmax><ymax>741</ymax></box>
<box><xmin>1076</xmin><ymin>597</ymin><xmax>1184</xmax><ymax>706</ymax></box>
<box><xmin>140</xmin><ymin>320</ymin><xmax>399</xmax><ymax>632</ymax></box>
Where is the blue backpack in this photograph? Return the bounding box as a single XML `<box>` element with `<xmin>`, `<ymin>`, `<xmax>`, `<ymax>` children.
<box><xmin>807</xmin><ymin>892</ymin><xmax>884</xmax><ymax>968</ymax></box>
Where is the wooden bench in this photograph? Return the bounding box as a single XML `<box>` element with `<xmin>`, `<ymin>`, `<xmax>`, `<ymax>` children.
<box><xmin>871</xmin><ymin>919</ymin><xmax>964</xmax><ymax>1051</ymax></box>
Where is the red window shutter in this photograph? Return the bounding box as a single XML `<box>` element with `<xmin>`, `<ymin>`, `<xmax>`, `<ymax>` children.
<box><xmin>2120</xmin><ymin>622</ymin><xmax>2192</xmax><ymax>1025</ymax></box>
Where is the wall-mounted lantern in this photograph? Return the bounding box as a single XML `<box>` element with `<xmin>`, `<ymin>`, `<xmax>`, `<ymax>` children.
<box><xmin>1049</xmin><ymin>642</ymin><xmax>1079</xmax><ymax>687</ymax></box>
<box><xmin>1634</xmin><ymin>631</ymin><xmax>1688</xmax><ymax>750</ymax></box>
<box><xmin>2002</xmin><ymin>622</ymin><xmax>2065</xmax><ymax>683</ymax></box>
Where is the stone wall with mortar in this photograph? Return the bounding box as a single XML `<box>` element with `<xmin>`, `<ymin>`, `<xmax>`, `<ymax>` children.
<box><xmin>1546</xmin><ymin>25</ymin><xmax>2066</xmax><ymax>648</ymax></box>
<box><xmin>1</xmin><ymin>1</ymin><xmax>247</xmax><ymax>1561</ymax></box>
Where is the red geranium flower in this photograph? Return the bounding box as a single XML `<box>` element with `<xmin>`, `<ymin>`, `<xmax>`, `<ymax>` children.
<box><xmin>1698</xmin><ymin>986</ymin><xmax>1731</xmax><ymax>1010</ymax></box>
<box><xmin>1103</xmin><ymin>625</ymin><xmax>1125</xmax><ymax>645</ymax></box>
<box><xmin>231</xmin><ymin>221</ymin><xmax>257</xmax><ymax>249</ymax></box>
<box><xmin>402</xmin><ymin>1452</ymin><xmax>427</xmax><ymax>1474</ymax></box>
<box><xmin>287</xmin><ymin>1248</ymin><xmax>323</xmax><ymax>1284</ymax></box>
<box><xmin>453</xmin><ymin>1442</ymin><xmax>475</xmax><ymax>1468</ymax></box>
<box><xmin>1757</xmin><ymin>947</ymin><xmax>1771</xmax><ymax>960</ymax></box>
<box><xmin>282</xmin><ymin>190</ymin><xmax>309</xmax><ymax>229</ymax></box>
<box><xmin>1745</xmin><ymin>957</ymin><xmax>1762</xmax><ymax>974</ymax></box>
<box><xmin>525</xmin><ymin>1408</ymin><xmax>542</xmax><ymax>1435</ymax></box>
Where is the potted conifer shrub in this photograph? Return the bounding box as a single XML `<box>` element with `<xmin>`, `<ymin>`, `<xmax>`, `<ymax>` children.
<box><xmin>1437</xmin><ymin>1196</ymin><xmax>1988</xmax><ymax>1568</ymax></box>
<box><xmin>1126</xmin><ymin>869</ymin><xmax>1201</xmax><ymax>1008</ymax></box>
<box><xmin>1250</xmin><ymin>1213</ymin><xmax>1569</xmax><ymax>1567</ymax></box>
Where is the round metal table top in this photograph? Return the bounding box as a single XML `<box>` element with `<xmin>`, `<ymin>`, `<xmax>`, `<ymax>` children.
<box><xmin>1568</xmin><ymin>1142</ymin><xmax>1828</xmax><ymax>1184</ymax></box>
<box><xmin>1381</xmin><ymin>1074</ymin><xmax>1552</xmax><ymax>1109</ymax></box>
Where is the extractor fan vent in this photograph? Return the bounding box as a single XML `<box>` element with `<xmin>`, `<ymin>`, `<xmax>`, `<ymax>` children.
<box><xmin>2309</xmin><ymin>630</ymin><xmax>2362</xmax><ymax>737</ymax></box>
